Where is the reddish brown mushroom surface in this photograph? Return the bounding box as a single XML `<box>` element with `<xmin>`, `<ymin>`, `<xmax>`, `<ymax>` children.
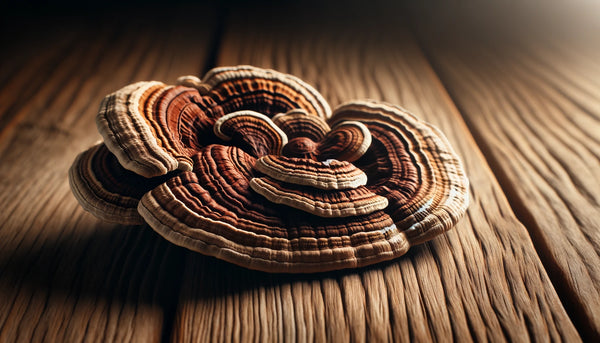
<box><xmin>69</xmin><ymin>65</ymin><xmax>469</xmax><ymax>273</ymax></box>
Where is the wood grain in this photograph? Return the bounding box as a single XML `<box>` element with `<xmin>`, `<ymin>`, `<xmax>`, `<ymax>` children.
<box><xmin>411</xmin><ymin>5</ymin><xmax>600</xmax><ymax>338</ymax></box>
<box><xmin>0</xmin><ymin>11</ymin><xmax>214</xmax><ymax>342</ymax></box>
<box><xmin>170</xmin><ymin>5</ymin><xmax>580</xmax><ymax>341</ymax></box>
<box><xmin>2</xmin><ymin>3</ymin><xmax>596</xmax><ymax>341</ymax></box>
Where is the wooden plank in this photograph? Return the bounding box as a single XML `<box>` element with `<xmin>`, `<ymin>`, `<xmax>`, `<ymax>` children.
<box><xmin>410</xmin><ymin>2</ymin><xmax>600</xmax><ymax>338</ymax></box>
<box><xmin>0</xmin><ymin>9</ymin><xmax>214</xmax><ymax>342</ymax></box>
<box><xmin>170</xmin><ymin>5</ymin><xmax>580</xmax><ymax>341</ymax></box>
<box><xmin>0</xmin><ymin>17</ymin><xmax>81</xmax><ymax>135</ymax></box>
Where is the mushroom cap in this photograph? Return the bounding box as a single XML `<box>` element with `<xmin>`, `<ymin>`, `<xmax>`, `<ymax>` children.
<box><xmin>138</xmin><ymin>145</ymin><xmax>408</xmax><ymax>273</ymax></box>
<box><xmin>202</xmin><ymin>66</ymin><xmax>331</xmax><ymax>120</ymax></box>
<box><xmin>317</xmin><ymin>120</ymin><xmax>372</xmax><ymax>162</ymax></box>
<box><xmin>276</xmin><ymin>115</ymin><xmax>372</xmax><ymax>162</ymax></box>
<box><xmin>96</xmin><ymin>66</ymin><xmax>331</xmax><ymax>178</ymax></box>
<box><xmin>272</xmin><ymin>109</ymin><xmax>330</xmax><ymax>140</ymax></box>
<box><xmin>254</xmin><ymin>155</ymin><xmax>368</xmax><ymax>190</ymax></box>
<box><xmin>68</xmin><ymin>143</ymin><xmax>172</xmax><ymax>224</ymax></box>
<box><xmin>249</xmin><ymin>176</ymin><xmax>389</xmax><ymax>217</ymax></box>
<box><xmin>332</xmin><ymin>101</ymin><xmax>469</xmax><ymax>245</ymax></box>
<box><xmin>70</xmin><ymin>66</ymin><xmax>469</xmax><ymax>273</ymax></box>
<box><xmin>213</xmin><ymin>110</ymin><xmax>288</xmax><ymax>157</ymax></box>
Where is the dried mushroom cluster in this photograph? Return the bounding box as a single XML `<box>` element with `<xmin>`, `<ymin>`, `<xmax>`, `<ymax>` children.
<box><xmin>69</xmin><ymin>66</ymin><xmax>469</xmax><ymax>273</ymax></box>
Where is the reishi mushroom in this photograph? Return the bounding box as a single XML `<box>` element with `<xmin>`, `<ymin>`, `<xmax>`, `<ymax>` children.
<box><xmin>69</xmin><ymin>65</ymin><xmax>469</xmax><ymax>273</ymax></box>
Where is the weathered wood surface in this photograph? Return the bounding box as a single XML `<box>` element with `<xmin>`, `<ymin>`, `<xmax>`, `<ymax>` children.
<box><xmin>410</xmin><ymin>3</ymin><xmax>600</xmax><ymax>339</ymax></box>
<box><xmin>0</xmin><ymin>12</ymin><xmax>213</xmax><ymax>342</ymax></box>
<box><xmin>170</xmin><ymin>6</ymin><xmax>580</xmax><ymax>342</ymax></box>
<box><xmin>0</xmin><ymin>2</ymin><xmax>598</xmax><ymax>342</ymax></box>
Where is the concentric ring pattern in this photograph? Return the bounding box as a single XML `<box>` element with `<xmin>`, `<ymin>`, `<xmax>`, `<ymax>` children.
<box><xmin>69</xmin><ymin>65</ymin><xmax>469</xmax><ymax>273</ymax></box>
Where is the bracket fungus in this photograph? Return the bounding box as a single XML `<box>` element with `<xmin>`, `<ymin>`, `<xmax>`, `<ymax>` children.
<box><xmin>69</xmin><ymin>65</ymin><xmax>469</xmax><ymax>273</ymax></box>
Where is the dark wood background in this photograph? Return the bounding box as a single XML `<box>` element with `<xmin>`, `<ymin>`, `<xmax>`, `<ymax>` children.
<box><xmin>1</xmin><ymin>1</ymin><xmax>598</xmax><ymax>341</ymax></box>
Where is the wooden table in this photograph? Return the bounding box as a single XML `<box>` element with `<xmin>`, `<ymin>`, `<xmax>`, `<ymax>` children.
<box><xmin>1</xmin><ymin>2</ymin><xmax>598</xmax><ymax>341</ymax></box>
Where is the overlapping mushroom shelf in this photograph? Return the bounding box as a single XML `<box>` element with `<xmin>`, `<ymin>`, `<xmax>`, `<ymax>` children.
<box><xmin>69</xmin><ymin>65</ymin><xmax>469</xmax><ymax>273</ymax></box>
